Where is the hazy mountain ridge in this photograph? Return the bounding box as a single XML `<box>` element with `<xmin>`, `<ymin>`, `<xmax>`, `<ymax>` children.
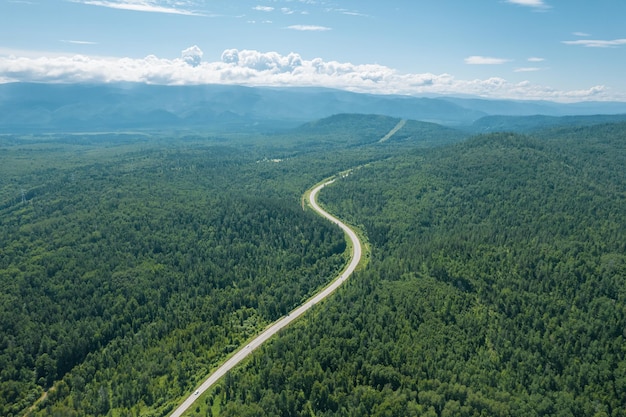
<box><xmin>469</xmin><ymin>113</ymin><xmax>626</xmax><ymax>133</ymax></box>
<box><xmin>1</xmin><ymin>82</ymin><xmax>626</xmax><ymax>133</ymax></box>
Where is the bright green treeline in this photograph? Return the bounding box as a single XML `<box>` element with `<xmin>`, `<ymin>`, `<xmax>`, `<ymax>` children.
<box><xmin>206</xmin><ymin>125</ymin><xmax>626</xmax><ymax>416</ymax></box>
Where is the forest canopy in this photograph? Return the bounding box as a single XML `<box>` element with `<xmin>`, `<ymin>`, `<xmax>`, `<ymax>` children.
<box><xmin>1</xmin><ymin>118</ymin><xmax>625</xmax><ymax>417</ymax></box>
<box><xmin>203</xmin><ymin>124</ymin><xmax>626</xmax><ymax>417</ymax></box>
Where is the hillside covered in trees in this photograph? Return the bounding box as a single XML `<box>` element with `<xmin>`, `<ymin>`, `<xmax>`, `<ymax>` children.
<box><xmin>1</xmin><ymin>117</ymin><xmax>625</xmax><ymax>416</ymax></box>
<box><xmin>0</xmin><ymin>131</ymin><xmax>359</xmax><ymax>416</ymax></box>
<box><xmin>1</xmin><ymin>114</ymin><xmax>466</xmax><ymax>416</ymax></box>
<box><xmin>200</xmin><ymin>123</ymin><xmax>626</xmax><ymax>417</ymax></box>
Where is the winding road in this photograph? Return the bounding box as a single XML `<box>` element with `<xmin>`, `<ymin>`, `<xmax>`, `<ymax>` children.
<box><xmin>169</xmin><ymin>177</ymin><xmax>362</xmax><ymax>417</ymax></box>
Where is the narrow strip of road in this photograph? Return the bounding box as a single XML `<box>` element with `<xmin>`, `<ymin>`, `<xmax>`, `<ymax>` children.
<box><xmin>379</xmin><ymin>119</ymin><xmax>406</xmax><ymax>143</ymax></box>
<box><xmin>169</xmin><ymin>177</ymin><xmax>362</xmax><ymax>417</ymax></box>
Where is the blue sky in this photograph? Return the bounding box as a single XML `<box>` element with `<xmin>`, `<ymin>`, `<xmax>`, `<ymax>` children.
<box><xmin>1</xmin><ymin>0</ymin><xmax>625</xmax><ymax>101</ymax></box>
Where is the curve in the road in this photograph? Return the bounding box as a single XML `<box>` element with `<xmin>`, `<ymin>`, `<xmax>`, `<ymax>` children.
<box><xmin>169</xmin><ymin>177</ymin><xmax>362</xmax><ymax>417</ymax></box>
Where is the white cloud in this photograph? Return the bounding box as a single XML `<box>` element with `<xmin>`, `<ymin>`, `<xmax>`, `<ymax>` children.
<box><xmin>70</xmin><ymin>0</ymin><xmax>204</xmax><ymax>16</ymax></box>
<box><xmin>562</xmin><ymin>38</ymin><xmax>626</xmax><ymax>48</ymax></box>
<box><xmin>0</xmin><ymin>48</ymin><xmax>622</xmax><ymax>102</ymax></box>
<box><xmin>506</xmin><ymin>0</ymin><xmax>549</xmax><ymax>9</ymax></box>
<box><xmin>516</xmin><ymin>58</ymin><xmax>546</xmax><ymax>72</ymax></box>
<box><xmin>515</xmin><ymin>67</ymin><xmax>541</xmax><ymax>72</ymax></box>
<box><xmin>465</xmin><ymin>56</ymin><xmax>511</xmax><ymax>65</ymax></box>
<box><xmin>181</xmin><ymin>45</ymin><xmax>202</xmax><ymax>67</ymax></box>
<box><xmin>61</xmin><ymin>40</ymin><xmax>98</xmax><ymax>45</ymax></box>
<box><xmin>341</xmin><ymin>11</ymin><xmax>368</xmax><ymax>17</ymax></box>
<box><xmin>287</xmin><ymin>25</ymin><xmax>331</xmax><ymax>31</ymax></box>
<box><xmin>253</xmin><ymin>5</ymin><xmax>274</xmax><ymax>12</ymax></box>
<box><xmin>573</xmin><ymin>32</ymin><xmax>591</xmax><ymax>37</ymax></box>
<box><xmin>325</xmin><ymin>8</ymin><xmax>368</xmax><ymax>17</ymax></box>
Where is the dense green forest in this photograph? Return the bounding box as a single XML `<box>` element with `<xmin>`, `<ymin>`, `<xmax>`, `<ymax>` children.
<box><xmin>2</xmin><ymin>117</ymin><xmax>625</xmax><ymax>417</ymax></box>
<box><xmin>1</xmin><ymin>115</ymin><xmax>459</xmax><ymax>416</ymax></box>
<box><xmin>0</xmin><ymin>134</ymin><xmax>350</xmax><ymax>416</ymax></box>
<box><xmin>195</xmin><ymin>123</ymin><xmax>626</xmax><ymax>416</ymax></box>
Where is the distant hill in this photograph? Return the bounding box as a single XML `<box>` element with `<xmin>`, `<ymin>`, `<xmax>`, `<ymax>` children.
<box><xmin>273</xmin><ymin>114</ymin><xmax>468</xmax><ymax>151</ymax></box>
<box><xmin>469</xmin><ymin>113</ymin><xmax>626</xmax><ymax>133</ymax></box>
<box><xmin>380</xmin><ymin>119</ymin><xmax>467</xmax><ymax>147</ymax></box>
<box><xmin>295</xmin><ymin>113</ymin><xmax>402</xmax><ymax>137</ymax></box>
<box><xmin>1</xmin><ymin>82</ymin><xmax>626</xmax><ymax>133</ymax></box>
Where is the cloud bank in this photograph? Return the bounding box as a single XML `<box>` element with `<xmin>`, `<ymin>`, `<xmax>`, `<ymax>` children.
<box><xmin>0</xmin><ymin>47</ymin><xmax>619</xmax><ymax>102</ymax></box>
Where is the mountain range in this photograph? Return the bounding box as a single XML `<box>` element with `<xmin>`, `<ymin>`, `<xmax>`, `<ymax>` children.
<box><xmin>1</xmin><ymin>82</ymin><xmax>626</xmax><ymax>133</ymax></box>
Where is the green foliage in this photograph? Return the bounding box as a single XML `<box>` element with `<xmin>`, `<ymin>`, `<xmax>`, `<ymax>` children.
<box><xmin>207</xmin><ymin>126</ymin><xmax>626</xmax><ymax>416</ymax></box>
<box><xmin>0</xmin><ymin>135</ymin><xmax>349</xmax><ymax>416</ymax></box>
<box><xmin>4</xmin><ymin>119</ymin><xmax>624</xmax><ymax>417</ymax></box>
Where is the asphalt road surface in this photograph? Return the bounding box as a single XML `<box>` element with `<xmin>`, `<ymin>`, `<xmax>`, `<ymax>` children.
<box><xmin>169</xmin><ymin>177</ymin><xmax>362</xmax><ymax>417</ymax></box>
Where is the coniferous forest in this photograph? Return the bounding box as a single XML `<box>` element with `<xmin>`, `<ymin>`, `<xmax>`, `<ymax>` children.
<box><xmin>1</xmin><ymin>117</ymin><xmax>625</xmax><ymax>416</ymax></box>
